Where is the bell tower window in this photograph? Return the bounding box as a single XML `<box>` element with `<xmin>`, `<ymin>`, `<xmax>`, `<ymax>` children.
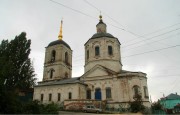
<box><xmin>51</xmin><ymin>50</ymin><xmax>56</xmax><ymax>62</ymax></box>
<box><xmin>95</xmin><ymin>46</ymin><xmax>100</xmax><ymax>56</ymax></box>
<box><xmin>49</xmin><ymin>69</ymin><xmax>54</xmax><ymax>79</ymax></box>
<box><xmin>65</xmin><ymin>52</ymin><xmax>68</xmax><ymax>64</ymax></box>
<box><xmin>87</xmin><ymin>50</ymin><xmax>89</xmax><ymax>60</ymax></box>
<box><xmin>108</xmin><ymin>46</ymin><xmax>113</xmax><ymax>55</ymax></box>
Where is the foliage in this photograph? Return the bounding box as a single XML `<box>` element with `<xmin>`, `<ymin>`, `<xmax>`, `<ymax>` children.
<box><xmin>151</xmin><ymin>101</ymin><xmax>163</xmax><ymax>110</ymax></box>
<box><xmin>130</xmin><ymin>94</ymin><xmax>145</xmax><ymax>113</ymax></box>
<box><xmin>0</xmin><ymin>32</ymin><xmax>36</xmax><ymax>90</ymax></box>
<box><xmin>0</xmin><ymin>32</ymin><xmax>36</xmax><ymax>113</ymax></box>
<box><xmin>23</xmin><ymin>100</ymin><xmax>60</xmax><ymax>114</ymax></box>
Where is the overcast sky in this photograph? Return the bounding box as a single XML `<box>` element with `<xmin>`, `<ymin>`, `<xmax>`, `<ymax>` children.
<box><xmin>1</xmin><ymin>0</ymin><xmax>180</xmax><ymax>102</ymax></box>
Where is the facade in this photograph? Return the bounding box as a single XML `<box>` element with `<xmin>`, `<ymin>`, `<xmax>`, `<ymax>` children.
<box><xmin>33</xmin><ymin>16</ymin><xmax>150</xmax><ymax>108</ymax></box>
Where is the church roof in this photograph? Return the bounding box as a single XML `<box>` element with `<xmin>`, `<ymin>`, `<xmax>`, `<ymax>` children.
<box><xmin>35</xmin><ymin>77</ymin><xmax>86</xmax><ymax>87</ymax></box>
<box><xmin>47</xmin><ymin>39</ymin><xmax>71</xmax><ymax>49</ymax></box>
<box><xmin>91</xmin><ymin>32</ymin><xmax>115</xmax><ymax>39</ymax></box>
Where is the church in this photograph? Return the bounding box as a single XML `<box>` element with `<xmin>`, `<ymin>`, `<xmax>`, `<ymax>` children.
<box><xmin>33</xmin><ymin>15</ymin><xmax>150</xmax><ymax>108</ymax></box>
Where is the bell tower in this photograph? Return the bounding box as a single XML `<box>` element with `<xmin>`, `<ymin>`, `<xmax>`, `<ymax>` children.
<box><xmin>84</xmin><ymin>15</ymin><xmax>122</xmax><ymax>73</ymax></box>
<box><xmin>43</xmin><ymin>20</ymin><xmax>72</xmax><ymax>81</ymax></box>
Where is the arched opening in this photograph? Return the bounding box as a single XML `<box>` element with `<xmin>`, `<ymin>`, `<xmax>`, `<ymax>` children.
<box><xmin>95</xmin><ymin>88</ymin><xmax>101</xmax><ymax>100</ymax></box>
<box><xmin>133</xmin><ymin>85</ymin><xmax>141</xmax><ymax>99</ymax></box>
<box><xmin>95</xmin><ymin>46</ymin><xmax>100</xmax><ymax>56</ymax></box>
<box><xmin>49</xmin><ymin>69</ymin><xmax>54</xmax><ymax>79</ymax></box>
<box><xmin>65</xmin><ymin>52</ymin><xmax>68</xmax><ymax>64</ymax></box>
<box><xmin>108</xmin><ymin>46</ymin><xmax>113</xmax><ymax>55</ymax></box>
<box><xmin>51</xmin><ymin>50</ymin><xmax>56</xmax><ymax>62</ymax></box>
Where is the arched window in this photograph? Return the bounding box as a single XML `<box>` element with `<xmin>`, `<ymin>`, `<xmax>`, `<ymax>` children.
<box><xmin>86</xmin><ymin>89</ymin><xmax>91</xmax><ymax>99</ymax></box>
<box><xmin>51</xmin><ymin>50</ymin><xmax>56</xmax><ymax>62</ymax></box>
<box><xmin>65</xmin><ymin>52</ymin><xmax>68</xmax><ymax>64</ymax></box>
<box><xmin>106</xmin><ymin>87</ymin><xmax>112</xmax><ymax>99</ymax></box>
<box><xmin>50</xmin><ymin>69</ymin><xmax>54</xmax><ymax>79</ymax></box>
<box><xmin>133</xmin><ymin>85</ymin><xmax>140</xmax><ymax>97</ymax></box>
<box><xmin>68</xmin><ymin>92</ymin><xmax>72</xmax><ymax>99</ymax></box>
<box><xmin>108</xmin><ymin>46</ymin><xmax>113</xmax><ymax>55</ymax></box>
<box><xmin>95</xmin><ymin>46</ymin><xmax>100</xmax><ymax>56</ymax></box>
<box><xmin>87</xmin><ymin>50</ymin><xmax>89</xmax><ymax>60</ymax></box>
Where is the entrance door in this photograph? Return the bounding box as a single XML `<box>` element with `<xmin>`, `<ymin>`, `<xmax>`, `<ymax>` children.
<box><xmin>95</xmin><ymin>88</ymin><xmax>101</xmax><ymax>100</ymax></box>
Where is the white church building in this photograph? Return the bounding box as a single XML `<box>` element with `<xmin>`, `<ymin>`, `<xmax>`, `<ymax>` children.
<box><xmin>33</xmin><ymin>15</ymin><xmax>150</xmax><ymax>108</ymax></box>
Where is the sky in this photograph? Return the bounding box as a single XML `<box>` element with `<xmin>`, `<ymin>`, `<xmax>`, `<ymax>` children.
<box><xmin>0</xmin><ymin>0</ymin><xmax>180</xmax><ymax>102</ymax></box>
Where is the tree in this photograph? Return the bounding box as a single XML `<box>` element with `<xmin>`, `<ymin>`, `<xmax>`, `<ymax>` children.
<box><xmin>0</xmin><ymin>32</ymin><xmax>36</xmax><ymax>90</ymax></box>
<box><xmin>0</xmin><ymin>32</ymin><xmax>36</xmax><ymax>113</ymax></box>
<box><xmin>130</xmin><ymin>94</ymin><xmax>145</xmax><ymax>113</ymax></box>
<box><xmin>151</xmin><ymin>100</ymin><xmax>163</xmax><ymax>110</ymax></box>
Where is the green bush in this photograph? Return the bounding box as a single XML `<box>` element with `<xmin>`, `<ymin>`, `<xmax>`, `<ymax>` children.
<box><xmin>23</xmin><ymin>100</ymin><xmax>60</xmax><ymax>114</ymax></box>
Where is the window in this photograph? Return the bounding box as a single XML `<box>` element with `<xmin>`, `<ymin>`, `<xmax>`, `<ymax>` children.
<box><xmin>40</xmin><ymin>94</ymin><xmax>43</xmax><ymax>101</ymax></box>
<box><xmin>51</xmin><ymin>50</ymin><xmax>56</xmax><ymax>62</ymax></box>
<box><xmin>95</xmin><ymin>46</ymin><xmax>100</xmax><ymax>56</ymax></box>
<box><xmin>87</xmin><ymin>50</ymin><xmax>89</xmax><ymax>59</ymax></box>
<box><xmin>58</xmin><ymin>93</ymin><xmax>61</xmax><ymax>101</ymax></box>
<box><xmin>49</xmin><ymin>93</ymin><xmax>52</xmax><ymax>101</ymax></box>
<box><xmin>108</xmin><ymin>46</ymin><xmax>113</xmax><ymax>55</ymax></box>
<box><xmin>68</xmin><ymin>92</ymin><xmax>72</xmax><ymax>99</ymax></box>
<box><xmin>65</xmin><ymin>52</ymin><xmax>68</xmax><ymax>64</ymax></box>
<box><xmin>86</xmin><ymin>89</ymin><xmax>91</xmax><ymax>99</ymax></box>
<box><xmin>95</xmin><ymin>88</ymin><xmax>102</xmax><ymax>100</ymax></box>
<box><xmin>143</xmin><ymin>86</ymin><xmax>149</xmax><ymax>98</ymax></box>
<box><xmin>133</xmin><ymin>85</ymin><xmax>140</xmax><ymax>97</ymax></box>
<box><xmin>106</xmin><ymin>87</ymin><xmax>112</xmax><ymax>99</ymax></box>
<box><xmin>50</xmin><ymin>69</ymin><xmax>54</xmax><ymax>79</ymax></box>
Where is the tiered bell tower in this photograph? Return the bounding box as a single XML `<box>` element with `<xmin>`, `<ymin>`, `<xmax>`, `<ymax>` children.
<box><xmin>43</xmin><ymin>20</ymin><xmax>72</xmax><ymax>81</ymax></box>
<box><xmin>84</xmin><ymin>15</ymin><xmax>122</xmax><ymax>73</ymax></box>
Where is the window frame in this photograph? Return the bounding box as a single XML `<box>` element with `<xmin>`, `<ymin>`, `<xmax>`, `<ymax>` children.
<box><xmin>108</xmin><ymin>45</ymin><xmax>113</xmax><ymax>55</ymax></box>
<box><xmin>65</xmin><ymin>52</ymin><xmax>68</xmax><ymax>64</ymax></box>
<box><xmin>49</xmin><ymin>69</ymin><xmax>54</xmax><ymax>79</ymax></box>
<box><xmin>95</xmin><ymin>46</ymin><xmax>100</xmax><ymax>56</ymax></box>
<box><xmin>58</xmin><ymin>93</ymin><xmax>61</xmax><ymax>101</ymax></box>
<box><xmin>87</xmin><ymin>50</ymin><xmax>89</xmax><ymax>60</ymax></box>
<box><xmin>51</xmin><ymin>50</ymin><xmax>56</xmax><ymax>62</ymax></box>
<box><xmin>86</xmin><ymin>89</ymin><xmax>91</xmax><ymax>99</ymax></box>
<box><xmin>143</xmin><ymin>86</ymin><xmax>149</xmax><ymax>98</ymax></box>
<box><xmin>40</xmin><ymin>94</ymin><xmax>44</xmax><ymax>102</ymax></box>
<box><xmin>106</xmin><ymin>87</ymin><xmax>112</xmax><ymax>99</ymax></box>
<box><xmin>68</xmin><ymin>92</ymin><xmax>72</xmax><ymax>99</ymax></box>
<box><xmin>49</xmin><ymin>93</ymin><xmax>52</xmax><ymax>101</ymax></box>
<box><xmin>133</xmin><ymin>85</ymin><xmax>141</xmax><ymax>97</ymax></box>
